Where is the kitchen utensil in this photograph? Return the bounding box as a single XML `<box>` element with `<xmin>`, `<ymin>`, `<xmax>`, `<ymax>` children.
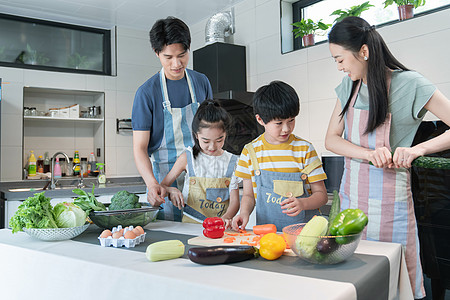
<box><xmin>23</xmin><ymin>223</ymin><xmax>90</xmax><ymax>241</ymax></box>
<box><xmin>282</xmin><ymin>223</ymin><xmax>363</xmax><ymax>264</ymax></box>
<box><xmin>89</xmin><ymin>203</ymin><xmax>159</xmax><ymax>228</ymax></box>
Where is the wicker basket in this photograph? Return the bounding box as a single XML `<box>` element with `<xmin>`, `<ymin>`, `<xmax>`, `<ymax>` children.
<box><xmin>23</xmin><ymin>223</ymin><xmax>90</xmax><ymax>241</ymax></box>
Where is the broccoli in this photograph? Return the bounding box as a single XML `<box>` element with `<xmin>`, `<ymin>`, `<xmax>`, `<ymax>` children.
<box><xmin>109</xmin><ymin>190</ymin><xmax>141</xmax><ymax>210</ymax></box>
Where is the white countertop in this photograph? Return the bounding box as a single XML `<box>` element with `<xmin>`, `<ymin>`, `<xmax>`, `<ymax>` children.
<box><xmin>0</xmin><ymin>221</ymin><xmax>413</xmax><ymax>300</ymax></box>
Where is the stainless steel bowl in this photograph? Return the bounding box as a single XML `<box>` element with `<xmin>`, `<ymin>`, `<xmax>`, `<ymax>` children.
<box><xmin>89</xmin><ymin>203</ymin><xmax>160</xmax><ymax>229</ymax></box>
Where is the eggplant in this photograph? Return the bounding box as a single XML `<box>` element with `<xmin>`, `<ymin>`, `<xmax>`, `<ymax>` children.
<box><xmin>188</xmin><ymin>245</ymin><xmax>258</xmax><ymax>265</ymax></box>
<box><xmin>316</xmin><ymin>237</ymin><xmax>339</xmax><ymax>254</ymax></box>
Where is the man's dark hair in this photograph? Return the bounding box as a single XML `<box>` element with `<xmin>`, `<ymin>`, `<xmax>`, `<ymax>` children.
<box><xmin>149</xmin><ymin>16</ymin><xmax>191</xmax><ymax>54</ymax></box>
<box><xmin>253</xmin><ymin>81</ymin><xmax>300</xmax><ymax>123</ymax></box>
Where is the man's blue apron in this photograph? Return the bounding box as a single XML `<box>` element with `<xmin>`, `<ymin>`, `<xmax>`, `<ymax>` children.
<box><xmin>150</xmin><ymin>68</ymin><xmax>199</xmax><ymax>221</ymax></box>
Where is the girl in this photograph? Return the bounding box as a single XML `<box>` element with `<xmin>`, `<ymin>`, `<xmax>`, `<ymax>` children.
<box><xmin>161</xmin><ymin>99</ymin><xmax>240</xmax><ymax>227</ymax></box>
<box><xmin>325</xmin><ymin>17</ymin><xmax>450</xmax><ymax>299</ymax></box>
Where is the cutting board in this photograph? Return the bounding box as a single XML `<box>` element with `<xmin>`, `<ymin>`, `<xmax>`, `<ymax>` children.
<box><xmin>187</xmin><ymin>230</ymin><xmax>296</xmax><ymax>256</ymax></box>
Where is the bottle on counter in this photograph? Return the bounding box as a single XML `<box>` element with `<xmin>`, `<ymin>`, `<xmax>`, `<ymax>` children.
<box><xmin>73</xmin><ymin>151</ymin><xmax>80</xmax><ymax>176</ymax></box>
<box><xmin>28</xmin><ymin>150</ymin><xmax>37</xmax><ymax>177</ymax></box>
<box><xmin>66</xmin><ymin>158</ymin><xmax>74</xmax><ymax>177</ymax></box>
<box><xmin>81</xmin><ymin>157</ymin><xmax>88</xmax><ymax>178</ymax></box>
<box><xmin>43</xmin><ymin>152</ymin><xmax>50</xmax><ymax>173</ymax></box>
<box><xmin>37</xmin><ymin>155</ymin><xmax>44</xmax><ymax>173</ymax></box>
<box><xmin>60</xmin><ymin>158</ymin><xmax>66</xmax><ymax>177</ymax></box>
<box><xmin>96</xmin><ymin>163</ymin><xmax>106</xmax><ymax>184</ymax></box>
<box><xmin>54</xmin><ymin>157</ymin><xmax>62</xmax><ymax>178</ymax></box>
<box><xmin>88</xmin><ymin>152</ymin><xmax>97</xmax><ymax>175</ymax></box>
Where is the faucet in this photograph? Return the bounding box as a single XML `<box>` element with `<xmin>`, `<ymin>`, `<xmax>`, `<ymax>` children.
<box><xmin>73</xmin><ymin>162</ymin><xmax>86</xmax><ymax>188</ymax></box>
<box><xmin>50</xmin><ymin>152</ymin><xmax>70</xmax><ymax>190</ymax></box>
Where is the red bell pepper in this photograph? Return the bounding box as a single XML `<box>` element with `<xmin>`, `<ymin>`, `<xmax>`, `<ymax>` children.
<box><xmin>203</xmin><ymin>217</ymin><xmax>225</xmax><ymax>239</ymax></box>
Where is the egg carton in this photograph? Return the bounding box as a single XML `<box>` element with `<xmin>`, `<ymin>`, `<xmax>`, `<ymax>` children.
<box><xmin>98</xmin><ymin>225</ymin><xmax>146</xmax><ymax>248</ymax></box>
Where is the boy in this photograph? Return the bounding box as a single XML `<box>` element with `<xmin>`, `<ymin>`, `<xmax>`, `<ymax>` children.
<box><xmin>232</xmin><ymin>81</ymin><xmax>328</xmax><ymax>231</ymax></box>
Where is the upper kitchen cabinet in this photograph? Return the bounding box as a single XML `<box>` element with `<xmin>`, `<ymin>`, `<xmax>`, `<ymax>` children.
<box><xmin>22</xmin><ymin>87</ymin><xmax>104</xmax><ymax>179</ymax></box>
<box><xmin>0</xmin><ymin>13</ymin><xmax>113</xmax><ymax>75</ymax></box>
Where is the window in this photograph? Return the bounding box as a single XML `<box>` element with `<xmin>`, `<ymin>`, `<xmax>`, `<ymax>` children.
<box><xmin>281</xmin><ymin>0</ymin><xmax>450</xmax><ymax>53</ymax></box>
<box><xmin>0</xmin><ymin>13</ymin><xmax>112</xmax><ymax>75</ymax></box>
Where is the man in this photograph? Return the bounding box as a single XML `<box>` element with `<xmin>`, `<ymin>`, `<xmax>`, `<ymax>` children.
<box><xmin>132</xmin><ymin>17</ymin><xmax>213</xmax><ymax>221</ymax></box>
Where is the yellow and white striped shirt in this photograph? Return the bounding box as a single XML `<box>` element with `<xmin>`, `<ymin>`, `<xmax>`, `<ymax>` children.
<box><xmin>235</xmin><ymin>133</ymin><xmax>327</xmax><ymax>198</ymax></box>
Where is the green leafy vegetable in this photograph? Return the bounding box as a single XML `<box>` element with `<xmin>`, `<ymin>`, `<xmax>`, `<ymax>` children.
<box><xmin>53</xmin><ymin>202</ymin><xmax>87</xmax><ymax>228</ymax></box>
<box><xmin>109</xmin><ymin>190</ymin><xmax>141</xmax><ymax>210</ymax></box>
<box><xmin>9</xmin><ymin>192</ymin><xmax>58</xmax><ymax>233</ymax></box>
<box><xmin>73</xmin><ymin>184</ymin><xmax>106</xmax><ymax>214</ymax></box>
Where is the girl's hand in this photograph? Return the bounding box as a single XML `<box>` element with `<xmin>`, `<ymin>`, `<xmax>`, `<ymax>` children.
<box><xmin>222</xmin><ymin>217</ymin><xmax>233</xmax><ymax>229</ymax></box>
<box><xmin>367</xmin><ymin>147</ymin><xmax>393</xmax><ymax>168</ymax></box>
<box><xmin>166</xmin><ymin>187</ymin><xmax>184</xmax><ymax>210</ymax></box>
<box><xmin>231</xmin><ymin>214</ymin><xmax>248</xmax><ymax>232</ymax></box>
<box><xmin>393</xmin><ymin>147</ymin><xmax>424</xmax><ymax>168</ymax></box>
<box><xmin>280</xmin><ymin>197</ymin><xmax>304</xmax><ymax>217</ymax></box>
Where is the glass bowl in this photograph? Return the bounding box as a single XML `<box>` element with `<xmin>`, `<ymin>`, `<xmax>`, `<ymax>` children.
<box><xmin>282</xmin><ymin>223</ymin><xmax>363</xmax><ymax>264</ymax></box>
<box><xmin>89</xmin><ymin>203</ymin><xmax>159</xmax><ymax>229</ymax></box>
<box><xmin>23</xmin><ymin>223</ymin><xmax>90</xmax><ymax>241</ymax></box>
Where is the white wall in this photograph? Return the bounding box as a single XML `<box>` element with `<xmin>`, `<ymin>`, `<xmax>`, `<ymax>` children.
<box><xmin>190</xmin><ymin>0</ymin><xmax>450</xmax><ymax>157</ymax></box>
<box><xmin>0</xmin><ymin>26</ymin><xmax>161</xmax><ymax>181</ymax></box>
<box><xmin>2</xmin><ymin>1</ymin><xmax>450</xmax><ymax>181</ymax></box>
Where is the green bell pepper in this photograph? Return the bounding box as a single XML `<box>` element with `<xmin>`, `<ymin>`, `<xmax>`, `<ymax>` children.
<box><xmin>329</xmin><ymin>208</ymin><xmax>368</xmax><ymax>244</ymax></box>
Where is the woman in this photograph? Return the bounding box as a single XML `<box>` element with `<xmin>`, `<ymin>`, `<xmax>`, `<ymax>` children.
<box><xmin>325</xmin><ymin>17</ymin><xmax>450</xmax><ymax>299</ymax></box>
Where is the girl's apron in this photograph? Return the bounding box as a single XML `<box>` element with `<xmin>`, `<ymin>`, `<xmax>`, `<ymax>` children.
<box><xmin>182</xmin><ymin>151</ymin><xmax>238</xmax><ymax>223</ymax></box>
<box><xmin>245</xmin><ymin>143</ymin><xmax>322</xmax><ymax>231</ymax></box>
<box><xmin>340</xmin><ymin>80</ymin><xmax>424</xmax><ymax>298</ymax></box>
<box><xmin>151</xmin><ymin>68</ymin><xmax>199</xmax><ymax>221</ymax></box>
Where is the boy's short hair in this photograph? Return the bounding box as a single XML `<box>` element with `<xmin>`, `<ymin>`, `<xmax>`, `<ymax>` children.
<box><xmin>253</xmin><ymin>81</ymin><xmax>300</xmax><ymax>123</ymax></box>
<box><xmin>149</xmin><ymin>16</ymin><xmax>191</xmax><ymax>54</ymax></box>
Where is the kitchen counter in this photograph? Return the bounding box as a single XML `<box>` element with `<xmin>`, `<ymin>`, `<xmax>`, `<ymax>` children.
<box><xmin>0</xmin><ymin>176</ymin><xmax>147</xmax><ymax>228</ymax></box>
<box><xmin>0</xmin><ymin>221</ymin><xmax>413</xmax><ymax>300</ymax></box>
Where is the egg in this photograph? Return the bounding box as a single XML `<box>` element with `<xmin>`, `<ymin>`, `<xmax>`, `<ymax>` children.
<box><xmin>112</xmin><ymin>231</ymin><xmax>123</xmax><ymax>239</ymax></box>
<box><xmin>100</xmin><ymin>229</ymin><xmax>112</xmax><ymax>238</ymax></box>
<box><xmin>135</xmin><ymin>226</ymin><xmax>145</xmax><ymax>235</ymax></box>
<box><xmin>132</xmin><ymin>228</ymin><xmax>141</xmax><ymax>236</ymax></box>
<box><xmin>124</xmin><ymin>231</ymin><xmax>137</xmax><ymax>239</ymax></box>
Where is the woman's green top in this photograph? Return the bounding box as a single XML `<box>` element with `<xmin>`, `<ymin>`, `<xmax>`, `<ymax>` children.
<box><xmin>335</xmin><ymin>70</ymin><xmax>436</xmax><ymax>149</ymax></box>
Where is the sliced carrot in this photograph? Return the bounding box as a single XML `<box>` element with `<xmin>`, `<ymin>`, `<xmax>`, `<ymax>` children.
<box><xmin>238</xmin><ymin>229</ymin><xmax>247</xmax><ymax>234</ymax></box>
<box><xmin>223</xmin><ymin>237</ymin><xmax>236</xmax><ymax>243</ymax></box>
<box><xmin>247</xmin><ymin>241</ymin><xmax>258</xmax><ymax>246</ymax></box>
<box><xmin>240</xmin><ymin>240</ymin><xmax>250</xmax><ymax>245</ymax></box>
<box><xmin>226</xmin><ymin>232</ymin><xmax>239</xmax><ymax>236</ymax></box>
<box><xmin>252</xmin><ymin>236</ymin><xmax>261</xmax><ymax>242</ymax></box>
<box><xmin>253</xmin><ymin>224</ymin><xmax>277</xmax><ymax>235</ymax></box>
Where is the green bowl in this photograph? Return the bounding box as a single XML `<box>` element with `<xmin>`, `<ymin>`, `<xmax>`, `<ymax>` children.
<box><xmin>89</xmin><ymin>203</ymin><xmax>160</xmax><ymax>229</ymax></box>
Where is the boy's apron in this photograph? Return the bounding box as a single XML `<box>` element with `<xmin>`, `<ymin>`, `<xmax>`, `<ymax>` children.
<box><xmin>339</xmin><ymin>80</ymin><xmax>424</xmax><ymax>298</ymax></box>
<box><xmin>245</xmin><ymin>143</ymin><xmax>321</xmax><ymax>231</ymax></box>
<box><xmin>182</xmin><ymin>151</ymin><xmax>238</xmax><ymax>223</ymax></box>
<box><xmin>150</xmin><ymin>68</ymin><xmax>199</xmax><ymax>221</ymax></box>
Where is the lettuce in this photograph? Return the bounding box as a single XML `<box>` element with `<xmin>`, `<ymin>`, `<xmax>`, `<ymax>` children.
<box><xmin>53</xmin><ymin>202</ymin><xmax>87</xmax><ymax>228</ymax></box>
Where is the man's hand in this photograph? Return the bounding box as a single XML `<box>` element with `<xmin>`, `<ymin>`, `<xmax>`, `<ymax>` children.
<box><xmin>147</xmin><ymin>183</ymin><xmax>166</xmax><ymax>207</ymax></box>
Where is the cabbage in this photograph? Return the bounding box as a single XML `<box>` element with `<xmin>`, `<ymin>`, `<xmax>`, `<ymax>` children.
<box><xmin>53</xmin><ymin>202</ymin><xmax>87</xmax><ymax>228</ymax></box>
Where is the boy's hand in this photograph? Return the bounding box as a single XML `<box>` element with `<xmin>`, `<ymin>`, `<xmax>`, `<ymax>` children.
<box><xmin>280</xmin><ymin>197</ymin><xmax>305</xmax><ymax>217</ymax></box>
<box><xmin>231</xmin><ymin>214</ymin><xmax>249</xmax><ymax>232</ymax></box>
<box><xmin>166</xmin><ymin>187</ymin><xmax>184</xmax><ymax>210</ymax></box>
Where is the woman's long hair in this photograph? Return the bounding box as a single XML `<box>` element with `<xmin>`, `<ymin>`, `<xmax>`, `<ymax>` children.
<box><xmin>328</xmin><ymin>17</ymin><xmax>409</xmax><ymax>134</ymax></box>
<box><xmin>191</xmin><ymin>99</ymin><xmax>232</xmax><ymax>158</ymax></box>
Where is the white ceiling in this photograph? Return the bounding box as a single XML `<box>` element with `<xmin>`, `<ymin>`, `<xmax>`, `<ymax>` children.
<box><xmin>0</xmin><ymin>0</ymin><xmax>244</xmax><ymax>30</ymax></box>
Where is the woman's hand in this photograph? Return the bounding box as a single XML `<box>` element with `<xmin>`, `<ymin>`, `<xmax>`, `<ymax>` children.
<box><xmin>393</xmin><ymin>146</ymin><xmax>424</xmax><ymax>168</ymax></box>
<box><xmin>166</xmin><ymin>187</ymin><xmax>184</xmax><ymax>210</ymax></box>
<box><xmin>367</xmin><ymin>147</ymin><xmax>393</xmax><ymax>168</ymax></box>
<box><xmin>280</xmin><ymin>197</ymin><xmax>305</xmax><ymax>217</ymax></box>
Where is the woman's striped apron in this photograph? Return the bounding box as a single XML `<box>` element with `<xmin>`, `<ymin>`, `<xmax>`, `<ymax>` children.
<box><xmin>340</xmin><ymin>80</ymin><xmax>425</xmax><ymax>298</ymax></box>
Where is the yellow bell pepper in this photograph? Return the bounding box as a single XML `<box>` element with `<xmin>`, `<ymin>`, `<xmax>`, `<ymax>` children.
<box><xmin>259</xmin><ymin>233</ymin><xmax>286</xmax><ymax>260</ymax></box>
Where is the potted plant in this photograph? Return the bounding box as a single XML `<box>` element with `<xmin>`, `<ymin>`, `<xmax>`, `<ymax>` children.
<box><xmin>67</xmin><ymin>53</ymin><xmax>92</xmax><ymax>70</ymax></box>
<box><xmin>23</xmin><ymin>44</ymin><xmax>50</xmax><ymax>65</ymax></box>
<box><xmin>383</xmin><ymin>0</ymin><xmax>426</xmax><ymax>20</ymax></box>
<box><xmin>330</xmin><ymin>1</ymin><xmax>374</xmax><ymax>23</ymax></box>
<box><xmin>292</xmin><ymin>19</ymin><xmax>330</xmax><ymax>47</ymax></box>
